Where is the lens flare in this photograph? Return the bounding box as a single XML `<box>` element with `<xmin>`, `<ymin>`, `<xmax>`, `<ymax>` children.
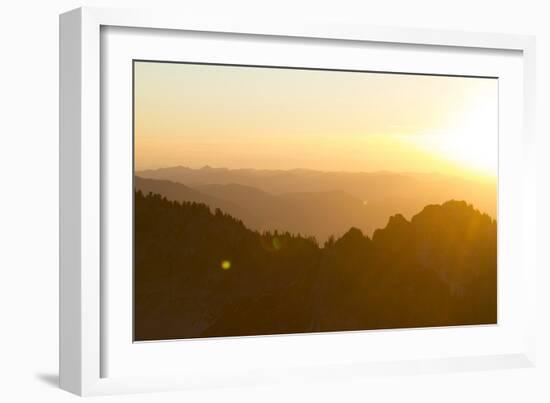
<box><xmin>272</xmin><ymin>237</ymin><xmax>282</xmax><ymax>251</ymax></box>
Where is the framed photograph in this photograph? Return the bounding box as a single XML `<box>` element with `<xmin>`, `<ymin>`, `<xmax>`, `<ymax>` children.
<box><xmin>60</xmin><ymin>7</ymin><xmax>537</xmax><ymax>396</ymax></box>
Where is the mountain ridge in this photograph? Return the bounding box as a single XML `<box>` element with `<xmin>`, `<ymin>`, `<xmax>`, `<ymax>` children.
<box><xmin>134</xmin><ymin>191</ymin><xmax>497</xmax><ymax>340</ymax></box>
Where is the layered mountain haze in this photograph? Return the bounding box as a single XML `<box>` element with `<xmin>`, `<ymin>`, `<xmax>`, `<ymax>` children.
<box><xmin>135</xmin><ymin>166</ymin><xmax>496</xmax><ymax>243</ymax></box>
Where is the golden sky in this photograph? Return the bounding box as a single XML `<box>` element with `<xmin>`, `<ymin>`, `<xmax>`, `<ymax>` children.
<box><xmin>134</xmin><ymin>61</ymin><xmax>498</xmax><ymax>181</ymax></box>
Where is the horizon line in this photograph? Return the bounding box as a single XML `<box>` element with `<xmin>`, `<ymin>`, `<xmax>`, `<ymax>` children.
<box><xmin>135</xmin><ymin>164</ymin><xmax>497</xmax><ymax>182</ymax></box>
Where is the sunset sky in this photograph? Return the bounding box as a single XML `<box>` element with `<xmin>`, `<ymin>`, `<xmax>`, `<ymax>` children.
<box><xmin>134</xmin><ymin>61</ymin><xmax>498</xmax><ymax>181</ymax></box>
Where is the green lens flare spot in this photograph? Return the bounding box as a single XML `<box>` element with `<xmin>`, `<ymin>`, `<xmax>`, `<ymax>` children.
<box><xmin>221</xmin><ymin>260</ymin><xmax>231</xmax><ymax>270</ymax></box>
<box><xmin>272</xmin><ymin>237</ymin><xmax>281</xmax><ymax>250</ymax></box>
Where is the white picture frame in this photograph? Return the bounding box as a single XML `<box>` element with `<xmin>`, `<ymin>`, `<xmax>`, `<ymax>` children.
<box><xmin>59</xmin><ymin>6</ymin><xmax>537</xmax><ymax>396</ymax></box>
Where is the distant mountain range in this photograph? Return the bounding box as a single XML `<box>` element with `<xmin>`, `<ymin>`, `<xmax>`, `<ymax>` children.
<box><xmin>135</xmin><ymin>166</ymin><xmax>496</xmax><ymax>243</ymax></box>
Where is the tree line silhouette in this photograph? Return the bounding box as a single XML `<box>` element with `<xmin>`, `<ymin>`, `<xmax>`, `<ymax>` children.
<box><xmin>134</xmin><ymin>190</ymin><xmax>497</xmax><ymax>341</ymax></box>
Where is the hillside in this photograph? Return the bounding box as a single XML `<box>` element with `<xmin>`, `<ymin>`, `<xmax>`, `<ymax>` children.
<box><xmin>134</xmin><ymin>191</ymin><xmax>497</xmax><ymax>341</ymax></box>
<box><xmin>134</xmin><ymin>176</ymin><xmax>260</xmax><ymax>228</ymax></box>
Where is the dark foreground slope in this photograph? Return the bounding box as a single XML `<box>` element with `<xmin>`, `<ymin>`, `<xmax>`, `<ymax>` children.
<box><xmin>134</xmin><ymin>191</ymin><xmax>497</xmax><ymax>341</ymax></box>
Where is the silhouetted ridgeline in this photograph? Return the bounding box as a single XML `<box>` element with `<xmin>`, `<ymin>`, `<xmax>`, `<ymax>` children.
<box><xmin>135</xmin><ymin>191</ymin><xmax>497</xmax><ymax>341</ymax></box>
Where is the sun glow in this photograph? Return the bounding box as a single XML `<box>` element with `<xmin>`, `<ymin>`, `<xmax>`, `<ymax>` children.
<box><xmin>134</xmin><ymin>61</ymin><xmax>498</xmax><ymax>181</ymax></box>
<box><xmin>403</xmin><ymin>84</ymin><xmax>498</xmax><ymax>180</ymax></box>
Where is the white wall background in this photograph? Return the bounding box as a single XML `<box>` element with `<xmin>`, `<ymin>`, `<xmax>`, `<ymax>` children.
<box><xmin>0</xmin><ymin>1</ymin><xmax>548</xmax><ymax>401</ymax></box>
